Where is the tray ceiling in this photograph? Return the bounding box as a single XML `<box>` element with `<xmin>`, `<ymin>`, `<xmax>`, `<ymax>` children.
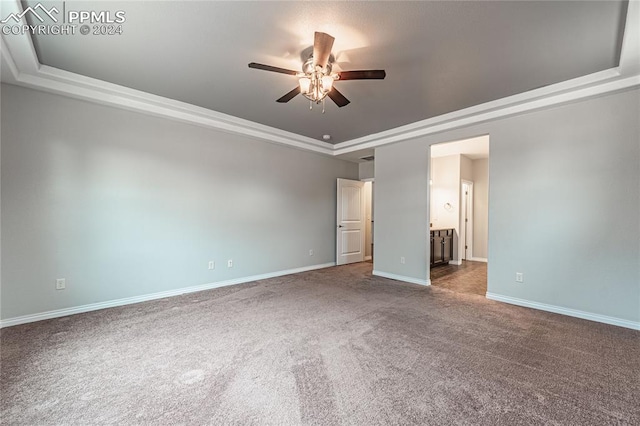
<box><xmin>16</xmin><ymin>1</ymin><xmax>630</xmax><ymax>144</ymax></box>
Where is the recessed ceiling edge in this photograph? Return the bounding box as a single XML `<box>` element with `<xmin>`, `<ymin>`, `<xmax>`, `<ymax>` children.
<box><xmin>1</xmin><ymin>0</ymin><xmax>639</xmax><ymax>157</ymax></box>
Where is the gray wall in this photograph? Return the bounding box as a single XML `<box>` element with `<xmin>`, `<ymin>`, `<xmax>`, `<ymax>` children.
<box><xmin>471</xmin><ymin>159</ymin><xmax>489</xmax><ymax>259</ymax></box>
<box><xmin>1</xmin><ymin>84</ymin><xmax>358</xmax><ymax>320</ymax></box>
<box><xmin>374</xmin><ymin>88</ymin><xmax>640</xmax><ymax>323</ymax></box>
<box><xmin>375</xmin><ymin>141</ymin><xmax>429</xmax><ymax>282</ymax></box>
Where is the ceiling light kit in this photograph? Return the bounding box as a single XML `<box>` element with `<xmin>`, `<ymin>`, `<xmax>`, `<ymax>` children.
<box><xmin>249</xmin><ymin>32</ymin><xmax>386</xmax><ymax>113</ymax></box>
<box><xmin>298</xmin><ymin>56</ymin><xmax>335</xmax><ymax>109</ymax></box>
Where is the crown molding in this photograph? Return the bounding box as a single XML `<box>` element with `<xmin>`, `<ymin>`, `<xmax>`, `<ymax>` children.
<box><xmin>619</xmin><ymin>0</ymin><xmax>640</xmax><ymax>76</ymax></box>
<box><xmin>30</xmin><ymin>64</ymin><xmax>335</xmax><ymax>155</ymax></box>
<box><xmin>332</xmin><ymin>70</ymin><xmax>639</xmax><ymax>155</ymax></box>
<box><xmin>333</xmin><ymin>0</ymin><xmax>640</xmax><ymax>154</ymax></box>
<box><xmin>0</xmin><ymin>0</ymin><xmax>334</xmax><ymax>156</ymax></box>
<box><xmin>1</xmin><ymin>0</ymin><xmax>639</xmax><ymax>158</ymax></box>
<box><xmin>0</xmin><ymin>37</ymin><xmax>18</xmax><ymax>84</ymax></box>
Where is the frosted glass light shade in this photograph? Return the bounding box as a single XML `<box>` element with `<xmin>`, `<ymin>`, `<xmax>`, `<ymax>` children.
<box><xmin>321</xmin><ymin>75</ymin><xmax>334</xmax><ymax>92</ymax></box>
<box><xmin>299</xmin><ymin>77</ymin><xmax>311</xmax><ymax>94</ymax></box>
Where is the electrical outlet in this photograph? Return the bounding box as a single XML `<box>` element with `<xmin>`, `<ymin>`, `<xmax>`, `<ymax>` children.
<box><xmin>208</xmin><ymin>261</ymin><xmax>215</xmax><ymax>270</ymax></box>
<box><xmin>56</xmin><ymin>278</ymin><xmax>66</xmax><ymax>290</ymax></box>
<box><xmin>227</xmin><ymin>259</ymin><xmax>233</xmax><ymax>268</ymax></box>
<box><xmin>400</xmin><ymin>257</ymin><xmax>406</xmax><ymax>264</ymax></box>
<box><xmin>515</xmin><ymin>272</ymin><xmax>524</xmax><ymax>283</ymax></box>
<box><xmin>309</xmin><ymin>249</ymin><xmax>314</xmax><ymax>256</ymax></box>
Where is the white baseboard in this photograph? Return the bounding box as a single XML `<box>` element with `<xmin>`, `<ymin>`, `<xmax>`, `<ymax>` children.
<box><xmin>372</xmin><ymin>270</ymin><xmax>430</xmax><ymax>286</ymax></box>
<box><xmin>0</xmin><ymin>262</ymin><xmax>336</xmax><ymax>328</ymax></box>
<box><xmin>449</xmin><ymin>260</ymin><xmax>463</xmax><ymax>266</ymax></box>
<box><xmin>469</xmin><ymin>257</ymin><xmax>488</xmax><ymax>263</ymax></box>
<box><xmin>486</xmin><ymin>293</ymin><xmax>640</xmax><ymax>331</ymax></box>
<box><xmin>364</xmin><ymin>256</ymin><xmax>372</xmax><ymax>261</ymax></box>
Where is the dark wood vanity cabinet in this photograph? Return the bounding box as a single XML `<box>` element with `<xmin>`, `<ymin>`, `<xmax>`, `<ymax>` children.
<box><xmin>430</xmin><ymin>229</ymin><xmax>454</xmax><ymax>266</ymax></box>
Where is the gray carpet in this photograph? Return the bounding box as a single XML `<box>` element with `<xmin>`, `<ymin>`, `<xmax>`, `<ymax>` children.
<box><xmin>2</xmin><ymin>263</ymin><xmax>639</xmax><ymax>425</ymax></box>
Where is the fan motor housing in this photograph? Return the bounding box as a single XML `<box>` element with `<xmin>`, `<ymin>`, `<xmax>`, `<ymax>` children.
<box><xmin>302</xmin><ymin>57</ymin><xmax>332</xmax><ymax>75</ymax></box>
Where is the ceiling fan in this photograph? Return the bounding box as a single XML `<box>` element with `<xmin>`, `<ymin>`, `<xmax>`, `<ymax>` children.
<box><xmin>248</xmin><ymin>32</ymin><xmax>386</xmax><ymax>110</ymax></box>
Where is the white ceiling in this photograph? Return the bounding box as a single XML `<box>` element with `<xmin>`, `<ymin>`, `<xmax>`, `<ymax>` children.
<box><xmin>20</xmin><ymin>0</ymin><xmax>627</xmax><ymax>145</ymax></box>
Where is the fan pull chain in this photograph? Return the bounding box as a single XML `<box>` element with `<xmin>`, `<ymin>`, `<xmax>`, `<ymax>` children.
<box><xmin>309</xmin><ymin>100</ymin><xmax>313</xmax><ymax>110</ymax></box>
<box><xmin>322</xmin><ymin>98</ymin><xmax>326</xmax><ymax>114</ymax></box>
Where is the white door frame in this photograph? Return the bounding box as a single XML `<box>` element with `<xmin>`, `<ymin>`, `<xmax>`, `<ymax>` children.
<box><xmin>361</xmin><ymin>179</ymin><xmax>374</xmax><ymax>261</ymax></box>
<box><xmin>460</xmin><ymin>180</ymin><xmax>474</xmax><ymax>261</ymax></box>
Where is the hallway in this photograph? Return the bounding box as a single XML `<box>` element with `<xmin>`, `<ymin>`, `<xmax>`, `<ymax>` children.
<box><xmin>430</xmin><ymin>260</ymin><xmax>487</xmax><ymax>296</ymax></box>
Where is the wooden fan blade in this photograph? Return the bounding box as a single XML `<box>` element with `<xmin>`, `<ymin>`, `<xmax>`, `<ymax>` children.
<box><xmin>338</xmin><ymin>70</ymin><xmax>386</xmax><ymax>80</ymax></box>
<box><xmin>276</xmin><ymin>87</ymin><xmax>301</xmax><ymax>103</ymax></box>
<box><xmin>327</xmin><ymin>87</ymin><xmax>350</xmax><ymax>107</ymax></box>
<box><xmin>313</xmin><ymin>32</ymin><xmax>335</xmax><ymax>69</ymax></box>
<box><xmin>248</xmin><ymin>62</ymin><xmax>298</xmax><ymax>75</ymax></box>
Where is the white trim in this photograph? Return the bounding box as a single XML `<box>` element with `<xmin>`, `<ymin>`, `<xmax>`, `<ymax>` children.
<box><xmin>335</xmin><ymin>68</ymin><xmax>619</xmax><ymax>151</ymax></box>
<box><xmin>0</xmin><ymin>1</ymin><xmax>39</xmax><ymax>75</ymax></box>
<box><xmin>364</xmin><ymin>256</ymin><xmax>372</xmax><ymax>261</ymax></box>
<box><xmin>448</xmin><ymin>260</ymin><xmax>463</xmax><ymax>266</ymax></box>
<box><xmin>619</xmin><ymin>0</ymin><xmax>640</xmax><ymax>76</ymax></box>
<box><xmin>0</xmin><ymin>1</ymin><xmax>334</xmax><ymax>156</ymax></box>
<box><xmin>19</xmin><ymin>65</ymin><xmax>335</xmax><ymax>155</ymax></box>
<box><xmin>333</xmin><ymin>0</ymin><xmax>640</xmax><ymax>154</ymax></box>
<box><xmin>468</xmin><ymin>257</ymin><xmax>488</xmax><ymax>263</ymax></box>
<box><xmin>0</xmin><ymin>0</ymin><xmax>639</xmax><ymax>156</ymax></box>
<box><xmin>333</xmin><ymin>73</ymin><xmax>640</xmax><ymax>155</ymax></box>
<box><xmin>372</xmin><ymin>270</ymin><xmax>430</xmax><ymax>286</ymax></box>
<box><xmin>0</xmin><ymin>37</ymin><xmax>20</xmax><ymax>84</ymax></box>
<box><xmin>0</xmin><ymin>262</ymin><xmax>335</xmax><ymax>328</ymax></box>
<box><xmin>486</xmin><ymin>293</ymin><xmax>640</xmax><ymax>331</ymax></box>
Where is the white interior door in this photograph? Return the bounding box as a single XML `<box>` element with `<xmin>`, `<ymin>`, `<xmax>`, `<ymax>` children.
<box><xmin>336</xmin><ymin>178</ymin><xmax>366</xmax><ymax>265</ymax></box>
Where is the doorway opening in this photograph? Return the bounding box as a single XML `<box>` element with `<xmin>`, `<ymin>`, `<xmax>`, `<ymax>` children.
<box><xmin>428</xmin><ymin>135</ymin><xmax>489</xmax><ymax>296</ymax></box>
